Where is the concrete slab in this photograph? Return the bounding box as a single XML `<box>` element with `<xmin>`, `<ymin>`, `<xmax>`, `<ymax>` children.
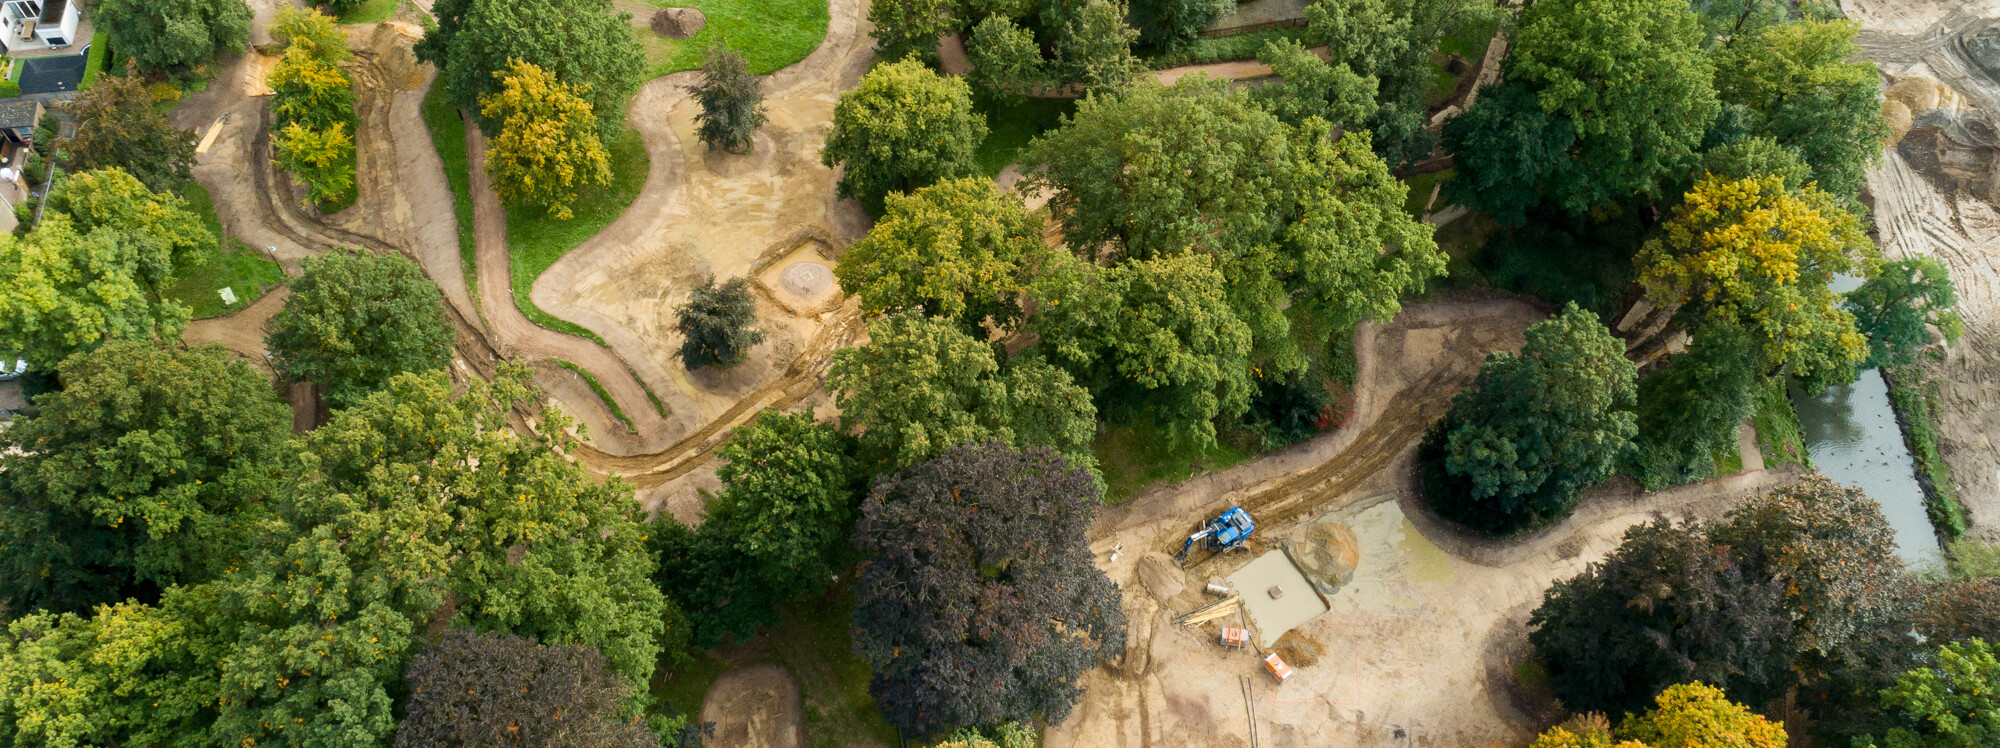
<box><xmin>1226</xmin><ymin>549</ymin><xmax>1330</xmax><ymax>648</ymax></box>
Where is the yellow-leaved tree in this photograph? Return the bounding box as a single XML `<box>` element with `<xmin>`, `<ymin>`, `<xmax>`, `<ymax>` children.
<box><xmin>479</xmin><ymin>59</ymin><xmax>611</xmax><ymax>221</ymax></box>
<box><xmin>1528</xmin><ymin>683</ymin><xmax>1787</xmax><ymax>748</ymax></box>
<box><xmin>1635</xmin><ymin>174</ymin><xmax>1877</xmax><ymax>390</ymax></box>
<box><xmin>273</xmin><ymin>121</ymin><xmax>355</xmax><ymax>207</ymax></box>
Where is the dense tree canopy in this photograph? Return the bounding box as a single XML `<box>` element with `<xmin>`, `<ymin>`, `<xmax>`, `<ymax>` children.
<box><xmin>1129</xmin><ymin>0</ymin><xmax>1235</xmax><ymax>49</ymax></box>
<box><xmin>1283</xmin><ymin>124</ymin><xmax>1446</xmax><ymax>331</ymax></box>
<box><xmin>1636</xmin><ymin>174</ymin><xmax>1876</xmax><ymax>388</ymax></box>
<box><xmin>480</xmin><ymin>60</ymin><xmax>613</xmax><ymax>221</ymax></box>
<box><xmin>1861</xmin><ymin>639</ymin><xmax>2000</xmax><ymax>748</ymax></box>
<box><xmin>829</xmin><ymin>312</ymin><xmax>1096</xmax><ymax>471</ymax></box>
<box><xmin>1712</xmin><ymin>19</ymin><xmax>1888</xmax><ymax>200</ymax></box>
<box><xmin>1623</xmin><ymin>322</ymin><xmax>1760</xmax><ymax>490</ymax></box>
<box><xmin>869</xmin><ymin>0</ymin><xmax>959</xmax><ymax>65</ymax></box>
<box><xmin>1847</xmin><ymin>257</ymin><xmax>1962</xmax><ymax>369</ymax></box>
<box><xmin>266</xmin><ymin>249</ymin><xmax>457</xmax><ymax>410</ymax></box>
<box><xmin>966</xmin><ymin>15</ymin><xmax>1046</xmax><ymax>102</ymax></box>
<box><xmin>1421</xmin><ymin>304</ymin><xmax>1637</xmax><ymax>535</ymax></box>
<box><xmin>1450</xmin><ymin>0</ymin><xmax>1717</xmax><ymax>214</ymax></box>
<box><xmin>1441</xmin><ymin>80</ymin><xmax>1578</xmax><ymax>225</ymax></box>
<box><xmin>1045</xmin><ymin>0</ymin><xmax>1142</xmax><ymax>94</ymax></box>
<box><xmin>1307</xmin><ymin>0</ymin><xmax>1495</xmax><ymax>168</ymax></box>
<box><xmin>705</xmin><ymin>409</ymin><xmax>862</xmax><ymax>602</ymax></box>
<box><xmin>0</xmin><ymin>589</ymin><xmax>227</xmax><ymax>748</ymax></box>
<box><xmin>47</xmin><ymin>168</ymin><xmax>212</xmax><ymax>270</ymax></box>
<box><xmin>688</xmin><ymin>45</ymin><xmax>768</xmax><ymax>154</ymax></box>
<box><xmin>395</xmin><ymin>631</ymin><xmax>659</xmax><ymax>748</ymax></box>
<box><xmin>0</xmin><ymin>213</ymin><xmax>190</xmax><ymax>368</ymax></box>
<box><xmin>268</xmin><ymin>7</ymin><xmax>358</xmax><ymax>207</ymax></box>
<box><xmin>835</xmin><ymin>177</ymin><xmax>1044</xmax><ymax>329</ymax></box>
<box><xmin>417</xmin><ymin>0</ymin><xmax>645</xmax><ymax>137</ymax></box>
<box><xmin>92</xmin><ymin>0</ymin><xmax>251</xmax><ymax>75</ymax></box>
<box><xmin>852</xmin><ymin>442</ymin><xmax>1125</xmax><ymax>736</ymax></box>
<box><xmin>0</xmin><ymin>343</ymin><xmax>290</xmax><ymax>614</ymax></box>
<box><xmin>674</xmin><ymin>275</ymin><xmax>764</xmax><ymax>369</ymax></box>
<box><xmin>1251</xmin><ymin>38</ymin><xmax>1378</xmax><ymax>129</ymax></box>
<box><xmin>1618</xmin><ymin>683</ymin><xmax>1789</xmax><ymax>747</ymax></box>
<box><xmin>821</xmin><ymin>60</ymin><xmax>987</xmax><ymax>214</ymax></box>
<box><xmin>58</xmin><ymin>70</ymin><xmax>199</xmax><ymax>192</ymax></box>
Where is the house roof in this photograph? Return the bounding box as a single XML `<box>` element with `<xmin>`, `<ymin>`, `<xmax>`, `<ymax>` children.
<box><xmin>0</xmin><ymin>98</ymin><xmax>39</xmax><ymax>130</ymax></box>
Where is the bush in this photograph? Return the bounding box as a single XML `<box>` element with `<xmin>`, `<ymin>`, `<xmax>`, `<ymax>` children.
<box><xmin>1245</xmin><ymin>366</ymin><xmax>1331</xmax><ymax>450</ymax></box>
<box><xmin>674</xmin><ymin>275</ymin><xmax>763</xmax><ymax>369</ymax></box>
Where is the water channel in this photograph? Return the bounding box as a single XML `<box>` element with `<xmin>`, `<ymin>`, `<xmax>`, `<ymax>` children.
<box><xmin>1784</xmin><ymin>276</ymin><xmax>1942</xmax><ymax>568</ymax></box>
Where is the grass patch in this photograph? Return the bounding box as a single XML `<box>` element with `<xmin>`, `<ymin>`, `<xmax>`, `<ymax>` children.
<box><xmin>1138</xmin><ymin>26</ymin><xmax>1309</xmax><ymax>69</ymax></box>
<box><xmin>1428</xmin><ymin>14</ymin><xmax>1500</xmax><ymax>104</ymax></box>
<box><xmin>1750</xmin><ymin>376</ymin><xmax>1809</xmax><ymax>469</ymax></box>
<box><xmin>554</xmin><ymin>359</ymin><xmax>634</xmax><ymax>429</ymax></box>
<box><xmin>974</xmin><ymin>96</ymin><xmax>1075</xmax><ymax>177</ymax></box>
<box><xmin>77</xmin><ymin>31</ymin><xmax>108</xmax><ymax>89</ymax></box>
<box><xmin>642</xmin><ymin>0</ymin><xmax>830</xmax><ymax>76</ymax></box>
<box><xmin>164</xmin><ymin>241</ymin><xmax>288</xmax><ymax>319</ymax></box>
<box><xmin>636</xmin><ymin>369</ymin><xmax>671</xmax><ymax>417</ymax></box>
<box><xmin>651</xmin><ymin>591</ymin><xmax>898</xmax><ymax>748</ymax></box>
<box><xmin>1885</xmin><ymin>364</ymin><xmax>1966</xmax><ymax>541</ymax></box>
<box><xmin>339</xmin><ymin>0</ymin><xmax>399</xmax><ymax>24</ymax></box>
<box><xmin>1402</xmin><ymin>168</ymin><xmax>1454</xmax><ymax>219</ymax></box>
<box><xmin>8</xmin><ymin>56</ymin><xmax>23</xmax><ymax>81</ymax></box>
<box><xmin>1094</xmin><ymin>411</ymin><xmax>1256</xmax><ymax>503</ymax></box>
<box><xmin>419</xmin><ymin>84</ymin><xmax>478</xmax><ymax>295</ymax></box>
<box><xmin>503</xmin><ymin>127</ymin><xmax>648</xmax><ymax>346</ymax></box>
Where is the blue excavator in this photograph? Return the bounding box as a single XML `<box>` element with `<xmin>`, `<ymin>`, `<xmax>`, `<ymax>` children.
<box><xmin>1176</xmin><ymin>507</ymin><xmax>1255</xmax><ymax>566</ymax></box>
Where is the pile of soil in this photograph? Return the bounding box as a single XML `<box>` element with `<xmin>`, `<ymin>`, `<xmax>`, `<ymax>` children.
<box><xmin>1136</xmin><ymin>552</ymin><xmax>1186</xmax><ymax>601</ymax></box>
<box><xmin>652</xmin><ymin>7</ymin><xmax>706</xmax><ymax>38</ymax></box>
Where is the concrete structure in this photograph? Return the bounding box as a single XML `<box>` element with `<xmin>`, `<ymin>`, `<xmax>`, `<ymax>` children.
<box><xmin>1</xmin><ymin>0</ymin><xmax>79</xmax><ymax>54</ymax></box>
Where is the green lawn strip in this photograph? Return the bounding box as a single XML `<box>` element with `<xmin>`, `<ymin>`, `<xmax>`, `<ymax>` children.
<box><xmin>503</xmin><ymin>127</ymin><xmax>647</xmax><ymax>347</ymax></box>
<box><xmin>651</xmin><ymin>592</ymin><xmax>898</xmax><ymax>747</ymax></box>
<box><xmin>642</xmin><ymin>0</ymin><xmax>830</xmax><ymax>76</ymax></box>
<box><xmin>553</xmin><ymin>358</ymin><xmax>634</xmax><ymax>429</ymax></box>
<box><xmin>973</xmin><ymin>96</ymin><xmax>1075</xmax><ymax>177</ymax></box>
<box><xmin>182</xmin><ymin>181</ymin><xmax>226</xmax><ymax>241</ymax></box>
<box><xmin>635</xmin><ymin>367</ymin><xmax>670</xmax><ymax>417</ymax></box>
<box><xmin>1884</xmin><ymin>364</ymin><xmax>1966</xmax><ymax>541</ymax></box>
<box><xmin>339</xmin><ymin>0</ymin><xmax>399</xmax><ymax>24</ymax></box>
<box><xmin>1138</xmin><ymin>27</ymin><xmax>1309</xmax><ymax>69</ymax></box>
<box><xmin>1750</xmin><ymin>376</ymin><xmax>1809</xmax><ymax>469</ymax></box>
<box><xmin>1094</xmin><ymin>412</ymin><xmax>1257</xmax><ymax>504</ymax></box>
<box><xmin>418</xmin><ymin>84</ymin><xmax>478</xmax><ymax>296</ymax></box>
<box><xmin>164</xmin><ymin>241</ymin><xmax>288</xmax><ymax>319</ymax></box>
<box><xmin>77</xmin><ymin>31</ymin><xmax>107</xmax><ymax>89</ymax></box>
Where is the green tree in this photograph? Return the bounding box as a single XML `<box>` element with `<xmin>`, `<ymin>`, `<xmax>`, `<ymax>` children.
<box><xmin>0</xmin><ymin>343</ymin><xmax>290</xmax><ymax>614</ymax></box>
<box><xmin>1623</xmin><ymin>322</ymin><xmax>1760</xmax><ymax>489</ymax></box>
<box><xmin>0</xmin><ymin>214</ymin><xmax>190</xmax><ymax>367</ymax></box>
<box><xmin>1420</xmin><ymin>304</ymin><xmax>1638</xmax><ymax>535</ymax></box>
<box><xmin>416</xmin><ymin>0</ymin><xmax>645</xmax><ymax>138</ymax></box>
<box><xmin>1045</xmin><ymin>0</ymin><xmax>1142</xmax><ymax>94</ymax></box>
<box><xmin>1846</xmin><ymin>257</ymin><xmax>1962</xmax><ymax>369</ymax></box>
<box><xmin>1129</xmin><ymin>0</ymin><xmax>1235</xmax><ymax>49</ymax></box>
<box><xmin>1712</xmin><ymin>19</ymin><xmax>1888</xmax><ymax>200</ymax></box>
<box><xmin>211</xmin><ymin>368</ymin><xmax>673</xmax><ymax>746</ymax></box>
<box><xmin>395</xmin><ymin>631</ymin><xmax>662</xmax><ymax>748</ymax></box>
<box><xmin>1441</xmin><ymin>80</ymin><xmax>1577</xmax><ymax>224</ymax></box>
<box><xmin>853</xmin><ymin>442</ymin><xmax>1125</xmax><ymax>736</ymax></box>
<box><xmin>1455</xmin><ymin>0</ymin><xmax>1718</xmax><ymax>213</ymax></box>
<box><xmin>46</xmin><ymin>167</ymin><xmax>213</xmax><ymax>269</ymax></box>
<box><xmin>1862</xmin><ymin>639</ymin><xmax>2000</xmax><ymax>748</ymax></box>
<box><xmin>1617</xmin><ymin>683</ymin><xmax>1788</xmax><ymax>747</ymax></box>
<box><xmin>1251</xmin><ymin>38</ymin><xmax>1378</xmax><ymax>128</ymax></box>
<box><xmin>1697</xmin><ymin>134</ymin><xmax>1813</xmax><ymax>187</ymax></box>
<box><xmin>705</xmin><ymin>409</ymin><xmax>861</xmax><ymax>601</ymax></box>
<box><xmin>57</xmin><ymin>69</ymin><xmax>199</xmax><ymax>192</ymax></box>
<box><xmin>821</xmin><ymin>60</ymin><xmax>987</xmax><ymax>214</ymax></box>
<box><xmin>1636</xmin><ymin>174</ymin><xmax>1876</xmax><ymax>388</ymax></box>
<box><xmin>673</xmin><ymin>275</ymin><xmax>764</xmax><ymax>369</ymax></box>
<box><xmin>91</xmin><ymin>0</ymin><xmax>251</xmax><ymax>74</ymax></box>
<box><xmin>1023</xmin><ymin>76</ymin><xmax>1290</xmax><ymax>262</ymax></box>
<box><xmin>687</xmin><ymin>45</ymin><xmax>768</xmax><ymax>154</ymax></box>
<box><xmin>1283</xmin><ymin>123</ymin><xmax>1446</xmax><ymax>331</ymax></box>
<box><xmin>269</xmin><ymin>44</ymin><xmax>357</xmax><ymax>132</ymax></box>
<box><xmin>965</xmin><ymin>15</ymin><xmax>1046</xmax><ymax>103</ymax></box>
<box><xmin>271</xmin><ymin>4</ymin><xmax>352</xmax><ymax>59</ymax></box>
<box><xmin>480</xmin><ymin>59</ymin><xmax>613</xmax><ymax>220</ymax></box>
<box><xmin>1031</xmin><ymin>253</ymin><xmax>1252</xmax><ymax>449</ymax></box>
<box><xmin>829</xmin><ymin>312</ymin><xmax>1097</xmax><ymax>471</ymax></box>
<box><xmin>869</xmin><ymin>0</ymin><xmax>959</xmax><ymax>65</ymax></box>
<box><xmin>0</xmin><ymin>589</ymin><xmax>227</xmax><ymax>748</ymax></box>
<box><xmin>273</xmin><ymin>121</ymin><xmax>358</xmax><ymax>207</ymax></box>
<box><xmin>835</xmin><ymin>176</ymin><xmax>1043</xmax><ymax>329</ymax></box>
<box><xmin>265</xmin><ymin>248</ymin><xmax>457</xmax><ymax>410</ymax></box>
<box><xmin>1306</xmin><ymin>0</ymin><xmax>1495</xmax><ymax>168</ymax></box>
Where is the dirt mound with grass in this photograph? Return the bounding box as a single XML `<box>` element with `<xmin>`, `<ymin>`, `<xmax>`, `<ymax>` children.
<box><xmin>653</xmin><ymin>8</ymin><xmax>706</xmax><ymax>38</ymax></box>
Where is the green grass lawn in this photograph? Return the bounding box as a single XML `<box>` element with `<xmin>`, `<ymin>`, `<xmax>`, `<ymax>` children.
<box><xmin>165</xmin><ymin>241</ymin><xmax>288</xmax><ymax>319</ymax></box>
<box><xmin>1402</xmin><ymin>167</ymin><xmax>1455</xmax><ymax>219</ymax></box>
<box><xmin>974</xmin><ymin>96</ymin><xmax>1075</xmax><ymax>177</ymax></box>
<box><xmin>1428</xmin><ymin>15</ymin><xmax>1501</xmax><ymax>104</ymax></box>
<box><xmin>504</xmin><ymin>127</ymin><xmax>647</xmax><ymax>345</ymax></box>
<box><xmin>651</xmin><ymin>592</ymin><xmax>899</xmax><ymax>748</ymax></box>
<box><xmin>1094</xmin><ymin>412</ymin><xmax>1257</xmax><ymax>503</ymax></box>
<box><xmin>641</xmin><ymin>0</ymin><xmax>830</xmax><ymax>76</ymax></box>
<box><xmin>339</xmin><ymin>0</ymin><xmax>399</xmax><ymax>24</ymax></box>
<box><xmin>419</xmin><ymin>84</ymin><xmax>478</xmax><ymax>296</ymax></box>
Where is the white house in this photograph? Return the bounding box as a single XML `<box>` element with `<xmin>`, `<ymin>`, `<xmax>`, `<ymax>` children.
<box><xmin>1</xmin><ymin>0</ymin><xmax>79</xmax><ymax>53</ymax></box>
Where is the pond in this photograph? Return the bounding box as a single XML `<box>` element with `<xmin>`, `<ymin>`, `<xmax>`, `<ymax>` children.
<box><xmin>1789</xmin><ymin>371</ymin><xmax>1942</xmax><ymax>569</ymax></box>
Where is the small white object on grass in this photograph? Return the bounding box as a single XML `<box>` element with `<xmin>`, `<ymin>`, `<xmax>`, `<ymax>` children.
<box><xmin>218</xmin><ymin>287</ymin><xmax>239</xmax><ymax>305</ymax></box>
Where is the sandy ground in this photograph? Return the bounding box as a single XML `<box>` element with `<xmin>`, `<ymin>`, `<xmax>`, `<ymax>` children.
<box><xmin>182</xmin><ymin>286</ymin><xmax>289</xmax><ymax>370</ymax></box>
<box><xmin>1845</xmin><ymin>0</ymin><xmax>2000</xmax><ymax>540</ymax></box>
<box><xmin>699</xmin><ymin>664</ymin><xmax>805</xmax><ymax>748</ymax></box>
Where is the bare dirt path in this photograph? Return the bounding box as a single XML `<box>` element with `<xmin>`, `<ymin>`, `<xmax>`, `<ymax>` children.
<box><xmin>182</xmin><ymin>286</ymin><xmax>290</xmax><ymax>369</ymax></box>
<box><xmin>699</xmin><ymin>664</ymin><xmax>806</xmax><ymax>748</ymax></box>
<box><xmin>1843</xmin><ymin>0</ymin><xmax>2000</xmax><ymax>540</ymax></box>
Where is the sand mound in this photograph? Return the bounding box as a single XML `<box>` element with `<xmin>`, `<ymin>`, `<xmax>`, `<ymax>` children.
<box><xmin>1136</xmin><ymin>552</ymin><xmax>1185</xmax><ymax>601</ymax></box>
<box><xmin>653</xmin><ymin>8</ymin><xmax>707</xmax><ymax>38</ymax></box>
<box><xmin>1292</xmin><ymin>521</ymin><xmax>1360</xmax><ymax>596</ymax></box>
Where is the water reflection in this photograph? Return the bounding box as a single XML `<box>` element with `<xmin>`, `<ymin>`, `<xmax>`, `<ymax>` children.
<box><xmin>1789</xmin><ymin>372</ymin><xmax>1941</xmax><ymax>568</ymax></box>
